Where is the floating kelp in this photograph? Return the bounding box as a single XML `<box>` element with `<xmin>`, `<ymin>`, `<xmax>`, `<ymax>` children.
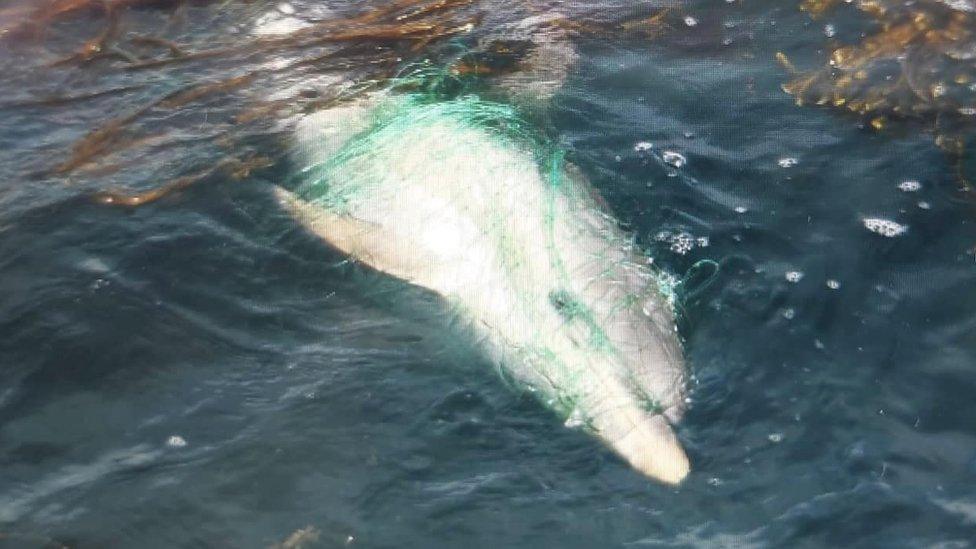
<box><xmin>0</xmin><ymin>0</ymin><xmax>670</xmax><ymax>204</ymax></box>
<box><xmin>780</xmin><ymin>0</ymin><xmax>976</xmax><ymax>185</ymax></box>
<box><xmin>92</xmin><ymin>154</ymin><xmax>272</xmax><ymax>206</ymax></box>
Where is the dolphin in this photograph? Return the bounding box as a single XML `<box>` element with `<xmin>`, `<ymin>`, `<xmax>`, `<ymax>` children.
<box><xmin>276</xmin><ymin>92</ymin><xmax>690</xmax><ymax>484</ymax></box>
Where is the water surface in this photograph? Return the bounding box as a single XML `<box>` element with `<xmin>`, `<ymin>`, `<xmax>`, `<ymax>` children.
<box><xmin>2</xmin><ymin>1</ymin><xmax>976</xmax><ymax>547</ymax></box>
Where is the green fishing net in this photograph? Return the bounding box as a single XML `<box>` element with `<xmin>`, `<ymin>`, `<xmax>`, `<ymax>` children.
<box><xmin>290</xmin><ymin>72</ymin><xmax>688</xmax><ymax>423</ymax></box>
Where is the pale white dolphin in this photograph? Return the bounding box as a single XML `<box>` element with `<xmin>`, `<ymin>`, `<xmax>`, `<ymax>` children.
<box><xmin>277</xmin><ymin>94</ymin><xmax>690</xmax><ymax>484</ymax></box>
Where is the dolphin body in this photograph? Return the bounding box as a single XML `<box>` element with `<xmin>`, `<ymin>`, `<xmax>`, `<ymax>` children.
<box><xmin>277</xmin><ymin>93</ymin><xmax>691</xmax><ymax>484</ymax></box>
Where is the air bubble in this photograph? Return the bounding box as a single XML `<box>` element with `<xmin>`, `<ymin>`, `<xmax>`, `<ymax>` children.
<box><xmin>634</xmin><ymin>141</ymin><xmax>653</xmax><ymax>152</ymax></box>
<box><xmin>785</xmin><ymin>271</ymin><xmax>803</xmax><ymax>283</ymax></box>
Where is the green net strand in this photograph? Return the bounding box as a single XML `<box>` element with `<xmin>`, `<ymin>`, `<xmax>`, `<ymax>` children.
<box><xmin>296</xmin><ymin>93</ymin><xmax>551</xmax><ymax>211</ymax></box>
<box><xmin>675</xmin><ymin>258</ymin><xmax>721</xmax><ymax>310</ymax></box>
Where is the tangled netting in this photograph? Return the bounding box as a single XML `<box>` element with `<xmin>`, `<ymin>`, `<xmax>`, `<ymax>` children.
<box><xmin>289</xmin><ymin>71</ymin><xmax>689</xmax><ymax>424</ymax></box>
<box><xmin>297</xmin><ymin>86</ymin><xmax>548</xmax><ymax>211</ymax></box>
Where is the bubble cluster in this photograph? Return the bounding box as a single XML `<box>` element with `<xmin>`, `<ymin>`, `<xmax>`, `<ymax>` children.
<box><xmin>166</xmin><ymin>435</ymin><xmax>188</xmax><ymax>448</ymax></box>
<box><xmin>785</xmin><ymin>271</ymin><xmax>804</xmax><ymax>283</ymax></box>
<box><xmin>778</xmin><ymin>157</ymin><xmax>799</xmax><ymax>168</ymax></box>
<box><xmin>655</xmin><ymin>231</ymin><xmax>709</xmax><ymax>255</ymax></box>
<box><xmin>862</xmin><ymin>217</ymin><xmax>908</xmax><ymax>237</ymax></box>
<box><xmin>898</xmin><ymin>180</ymin><xmax>921</xmax><ymax>192</ymax></box>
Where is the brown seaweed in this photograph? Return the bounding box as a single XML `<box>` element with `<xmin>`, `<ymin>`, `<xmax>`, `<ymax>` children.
<box><xmin>780</xmin><ymin>0</ymin><xmax>976</xmax><ymax>188</ymax></box>
<box><xmin>55</xmin><ymin>106</ymin><xmax>150</xmax><ymax>174</ymax></box>
<box><xmin>32</xmin><ymin>0</ymin><xmax>478</xmax><ymax>181</ymax></box>
<box><xmin>129</xmin><ymin>35</ymin><xmax>187</xmax><ymax>57</ymax></box>
<box><xmin>92</xmin><ymin>155</ymin><xmax>272</xmax><ymax>207</ymax></box>
<box><xmin>0</xmin><ymin>84</ymin><xmax>144</xmax><ymax>109</ymax></box>
<box><xmin>158</xmin><ymin>73</ymin><xmax>258</xmax><ymax>109</ymax></box>
<box><xmin>8</xmin><ymin>0</ymin><xmax>676</xmax><ymax>206</ymax></box>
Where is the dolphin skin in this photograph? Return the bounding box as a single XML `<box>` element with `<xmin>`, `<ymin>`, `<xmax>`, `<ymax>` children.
<box><xmin>277</xmin><ymin>93</ymin><xmax>690</xmax><ymax>484</ymax></box>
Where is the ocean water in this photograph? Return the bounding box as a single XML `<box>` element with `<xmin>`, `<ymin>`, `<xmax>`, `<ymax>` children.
<box><xmin>2</xmin><ymin>1</ymin><xmax>976</xmax><ymax>547</ymax></box>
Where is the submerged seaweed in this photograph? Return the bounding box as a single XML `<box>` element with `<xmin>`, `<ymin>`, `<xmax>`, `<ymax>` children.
<box><xmin>0</xmin><ymin>0</ymin><xmax>669</xmax><ymax>206</ymax></box>
<box><xmin>780</xmin><ymin>0</ymin><xmax>976</xmax><ymax>186</ymax></box>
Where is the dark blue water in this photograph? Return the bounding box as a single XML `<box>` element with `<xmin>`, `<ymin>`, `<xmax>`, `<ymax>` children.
<box><xmin>3</xmin><ymin>1</ymin><xmax>976</xmax><ymax>547</ymax></box>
